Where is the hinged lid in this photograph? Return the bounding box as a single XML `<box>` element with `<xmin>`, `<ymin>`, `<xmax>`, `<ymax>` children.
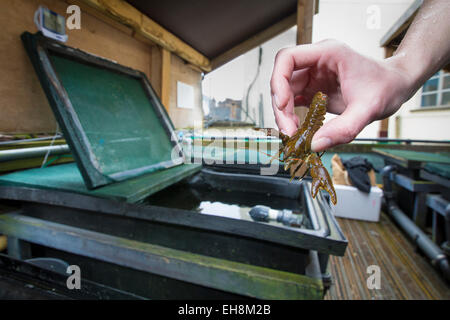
<box><xmin>22</xmin><ymin>32</ymin><xmax>184</xmax><ymax>189</ymax></box>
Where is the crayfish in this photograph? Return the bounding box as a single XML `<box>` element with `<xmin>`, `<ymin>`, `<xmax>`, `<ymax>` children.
<box><xmin>258</xmin><ymin>91</ymin><xmax>337</xmax><ymax>205</ymax></box>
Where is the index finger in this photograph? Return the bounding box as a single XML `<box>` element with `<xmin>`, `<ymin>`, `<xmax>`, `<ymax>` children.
<box><xmin>270</xmin><ymin>44</ymin><xmax>323</xmax><ymax>111</ymax></box>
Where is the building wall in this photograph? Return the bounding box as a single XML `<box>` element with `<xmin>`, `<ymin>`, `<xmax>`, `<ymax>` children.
<box><xmin>202</xmin><ymin>27</ymin><xmax>297</xmax><ymax>130</ymax></box>
<box><xmin>315</xmin><ymin>0</ymin><xmax>449</xmax><ymax>141</ymax></box>
<box><xmin>168</xmin><ymin>54</ymin><xmax>204</xmax><ymax>129</ymax></box>
<box><xmin>312</xmin><ymin>0</ymin><xmax>414</xmax><ymax>139</ymax></box>
<box><xmin>387</xmin><ymin>87</ymin><xmax>450</xmax><ymax>140</ymax></box>
<box><xmin>0</xmin><ymin>0</ymin><xmax>202</xmax><ymax>134</ymax></box>
<box><xmin>203</xmin><ymin>0</ymin><xmax>418</xmax><ymax>139</ymax></box>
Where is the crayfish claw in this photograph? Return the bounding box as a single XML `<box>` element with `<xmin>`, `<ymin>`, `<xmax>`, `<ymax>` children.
<box><xmin>328</xmin><ymin>187</ymin><xmax>337</xmax><ymax>205</ymax></box>
<box><xmin>311</xmin><ymin>178</ymin><xmax>320</xmax><ymax>199</ymax></box>
<box><xmin>324</xmin><ymin>179</ymin><xmax>337</xmax><ymax>205</ymax></box>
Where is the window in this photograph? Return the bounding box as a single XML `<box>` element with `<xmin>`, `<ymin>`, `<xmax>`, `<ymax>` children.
<box><xmin>421</xmin><ymin>70</ymin><xmax>450</xmax><ymax>107</ymax></box>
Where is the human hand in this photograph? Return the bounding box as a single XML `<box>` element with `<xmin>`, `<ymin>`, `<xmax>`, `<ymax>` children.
<box><xmin>270</xmin><ymin>39</ymin><xmax>417</xmax><ymax>152</ymax></box>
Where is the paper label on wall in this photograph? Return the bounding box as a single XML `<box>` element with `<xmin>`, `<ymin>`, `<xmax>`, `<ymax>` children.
<box><xmin>177</xmin><ymin>81</ymin><xmax>194</xmax><ymax>109</ymax></box>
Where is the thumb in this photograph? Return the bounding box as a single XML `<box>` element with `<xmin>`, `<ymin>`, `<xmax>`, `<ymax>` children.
<box><xmin>311</xmin><ymin>105</ymin><xmax>372</xmax><ymax>152</ymax></box>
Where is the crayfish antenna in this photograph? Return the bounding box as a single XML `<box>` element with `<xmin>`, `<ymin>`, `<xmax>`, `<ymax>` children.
<box><xmin>268</xmin><ymin>150</ymin><xmax>282</xmax><ymax>165</ymax></box>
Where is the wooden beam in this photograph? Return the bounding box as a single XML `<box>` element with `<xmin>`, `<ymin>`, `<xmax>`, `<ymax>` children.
<box><xmin>444</xmin><ymin>63</ymin><xmax>450</xmax><ymax>73</ymax></box>
<box><xmin>297</xmin><ymin>0</ymin><xmax>315</xmax><ymax>45</ymax></box>
<box><xmin>66</xmin><ymin>0</ymin><xmax>135</xmax><ymax>36</ymax></box>
<box><xmin>149</xmin><ymin>45</ymin><xmax>162</xmax><ymax>98</ymax></box>
<box><xmin>378</xmin><ymin>118</ymin><xmax>389</xmax><ymax>138</ymax></box>
<box><xmin>0</xmin><ymin>213</ymin><xmax>323</xmax><ymax>299</ymax></box>
<box><xmin>210</xmin><ymin>14</ymin><xmax>297</xmax><ymax>70</ymax></box>
<box><xmin>295</xmin><ymin>0</ymin><xmax>315</xmax><ymax>125</ymax></box>
<box><xmin>79</xmin><ymin>0</ymin><xmax>211</xmax><ymax>72</ymax></box>
<box><xmin>161</xmin><ymin>48</ymin><xmax>171</xmax><ymax>111</ymax></box>
<box><xmin>380</xmin><ymin>0</ymin><xmax>422</xmax><ymax>47</ymax></box>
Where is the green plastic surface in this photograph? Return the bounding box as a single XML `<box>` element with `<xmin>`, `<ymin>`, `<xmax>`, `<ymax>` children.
<box><xmin>424</xmin><ymin>162</ymin><xmax>450</xmax><ymax>179</ymax></box>
<box><xmin>49</xmin><ymin>54</ymin><xmax>176</xmax><ymax>179</ymax></box>
<box><xmin>374</xmin><ymin>148</ymin><xmax>450</xmax><ymax>164</ymax></box>
<box><xmin>0</xmin><ymin>163</ymin><xmax>201</xmax><ymax>203</ymax></box>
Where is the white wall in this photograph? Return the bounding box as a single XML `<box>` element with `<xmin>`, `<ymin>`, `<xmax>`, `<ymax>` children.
<box><xmin>312</xmin><ymin>0</ymin><xmax>414</xmax><ymax>138</ymax></box>
<box><xmin>387</xmin><ymin>87</ymin><xmax>450</xmax><ymax>140</ymax></box>
<box><xmin>315</xmin><ymin>0</ymin><xmax>449</xmax><ymax>141</ymax></box>
<box><xmin>202</xmin><ymin>27</ymin><xmax>297</xmax><ymax>129</ymax></box>
<box><xmin>202</xmin><ymin>0</ymin><xmax>416</xmax><ymax>138</ymax></box>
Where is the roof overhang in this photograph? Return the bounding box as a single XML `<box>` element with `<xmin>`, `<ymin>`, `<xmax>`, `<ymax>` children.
<box><xmin>380</xmin><ymin>0</ymin><xmax>449</xmax><ymax>72</ymax></box>
<box><xmin>79</xmin><ymin>0</ymin><xmax>306</xmax><ymax>72</ymax></box>
<box><xmin>380</xmin><ymin>0</ymin><xmax>423</xmax><ymax>48</ymax></box>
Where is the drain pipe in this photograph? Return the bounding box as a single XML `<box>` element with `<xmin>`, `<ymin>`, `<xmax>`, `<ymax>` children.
<box><xmin>381</xmin><ymin>165</ymin><xmax>450</xmax><ymax>280</ymax></box>
<box><xmin>444</xmin><ymin>205</ymin><xmax>450</xmax><ymax>255</ymax></box>
<box><xmin>0</xmin><ymin>145</ymin><xmax>69</xmax><ymax>162</ymax></box>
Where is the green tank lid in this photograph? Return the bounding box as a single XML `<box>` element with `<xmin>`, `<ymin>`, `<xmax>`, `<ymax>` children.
<box><xmin>21</xmin><ymin>32</ymin><xmax>185</xmax><ymax>189</ymax></box>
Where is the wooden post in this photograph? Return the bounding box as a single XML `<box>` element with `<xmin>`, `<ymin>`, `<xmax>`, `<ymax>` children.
<box><xmin>296</xmin><ymin>0</ymin><xmax>315</xmax><ymax>45</ymax></box>
<box><xmin>161</xmin><ymin>48</ymin><xmax>171</xmax><ymax>112</ymax></box>
<box><xmin>378</xmin><ymin>46</ymin><xmax>396</xmax><ymax>138</ymax></box>
<box><xmin>295</xmin><ymin>0</ymin><xmax>316</xmax><ymax>125</ymax></box>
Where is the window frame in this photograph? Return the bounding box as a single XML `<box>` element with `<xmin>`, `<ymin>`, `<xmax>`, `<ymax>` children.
<box><xmin>421</xmin><ymin>70</ymin><xmax>450</xmax><ymax>108</ymax></box>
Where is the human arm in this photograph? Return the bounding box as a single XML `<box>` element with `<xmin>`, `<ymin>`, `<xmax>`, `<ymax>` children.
<box><xmin>270</xmin><ymin>0</ymin><xmax>450</xmax><ymax>152</ymax></box>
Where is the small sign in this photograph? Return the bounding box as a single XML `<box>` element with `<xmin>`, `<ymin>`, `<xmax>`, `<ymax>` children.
<box><xmin>34</xmin><ymin>6</ymin><xmax>68</xmax><ymax>42</ymax></box>
<box><xmin>177</xmin><ymin>81</ymin><xmax>194</xmax><ymax>109</ymax></box>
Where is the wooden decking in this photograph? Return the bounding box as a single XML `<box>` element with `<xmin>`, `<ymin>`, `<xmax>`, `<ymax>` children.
<box><xmin>325</xmin><ymin>213</ymin><xmax>450</xmax><ymax>300</ymax></box>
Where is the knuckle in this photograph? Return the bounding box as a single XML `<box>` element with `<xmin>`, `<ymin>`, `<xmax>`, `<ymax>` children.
<box><xmin>366</xmin><ymin>95</ymin><xmax>386</xmax><ymax>120</ymax></box>
<box><xmin>317</xmin><ymin>39</ymin><xmax>349</xmax><ymax>60</ymax></box>
<box><xmin>274</xmin><ymin>47</ymin><xmax>289</xmax><ymax>62</ymax></box>
<box><xmin>319</xmin><ymin>38</ymin><xmax>343</xmax><ymax>49</ymax></box>
<box><xmin>319</xmin><ymin>38</ymin><xmax>337</xmax><ymax>45</ymax></box>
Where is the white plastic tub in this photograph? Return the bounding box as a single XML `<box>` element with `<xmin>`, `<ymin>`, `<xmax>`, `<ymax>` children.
<box><xmin>331</xmin><ymin>185</ymin><xmax>383</xmax><ymax>222</ymax></box>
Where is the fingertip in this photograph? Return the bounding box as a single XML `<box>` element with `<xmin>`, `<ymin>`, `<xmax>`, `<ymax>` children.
<box><xmin>311</xmin><ymin>109</ymin><xmax>366</xmax><ymax>151</ymax></box>
<box><xmin>271</xmin><ymin>72</ymin><xmax>294</xmax><ymax>111</ymax></box>
<box><xmin>273</xmin><ymin>109</ymin><xmax>298</xmax><ymax>137</ymax></box>
<box><xmin>272</xmin><ymin>93</ymin><xmax>281</xmax><ymax>110</ymax></box>
<box><xmin>271</xmin><ymin>89</ymin><xmax>289</xmax><ymax>110</ymax></box>
<box><xmin>283</xmin><ymin>122</ymin><xmax>297</xmax><ymax>136</ymax></box>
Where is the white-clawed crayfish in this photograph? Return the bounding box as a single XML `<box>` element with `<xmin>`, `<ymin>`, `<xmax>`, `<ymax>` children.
<box><xmin>257</xmin><ymin>91</ymin><xmax>337</xmax><ymax>204</ymax></box>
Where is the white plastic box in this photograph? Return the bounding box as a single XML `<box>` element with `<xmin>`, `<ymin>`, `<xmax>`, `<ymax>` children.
<box><xmin>331</xmin><ymin>185</ymin><xmax>383</xmax><ymax>222</ymax></box>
